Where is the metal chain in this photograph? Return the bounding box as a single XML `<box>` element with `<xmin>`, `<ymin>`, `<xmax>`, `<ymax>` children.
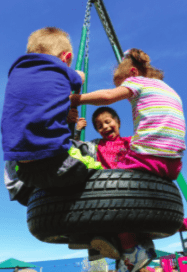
<box><xmin>84</xmin><ymin>0</ymin><xmax>92</xmax><ymax>58</ymax></box>
<box><xmin>94</xmin><ymin>0</ymin><xmax>115</xmax><ymax>46</ymax></box>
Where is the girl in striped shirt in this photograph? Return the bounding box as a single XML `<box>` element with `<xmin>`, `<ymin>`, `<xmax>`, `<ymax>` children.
<box><xmin>70</xmin><ymin>48</ymin><xmax>186</xmax><ymax>180</ymax></box>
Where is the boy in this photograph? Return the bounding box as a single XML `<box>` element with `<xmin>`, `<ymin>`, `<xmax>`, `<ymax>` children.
<box><xmin>1</xmin><ymin>27</ymin><xmax>102</xmax><ymax>190</ymax></box>
<box><xmin>69</xmin><ymin>107</ymin><xmax>156</xmax><ymax>272</ymax></box>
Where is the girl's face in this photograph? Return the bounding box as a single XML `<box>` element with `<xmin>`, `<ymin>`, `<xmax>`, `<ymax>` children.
<box><xmin>95</xmin><ymin>112</ymin><xmax>120</xmax><ymax>141</ymax></box>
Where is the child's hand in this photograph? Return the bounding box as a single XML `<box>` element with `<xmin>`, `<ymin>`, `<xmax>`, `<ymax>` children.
<box><xmin>76</xmin><ymin>70</ymin><xmax>85</xmax><ymax>84</ymax></box>
<box><xmin>67</xmin><ymin>108</ymin><xmax>78</xmax><ymax>124</ymax></box>
<box><xmin>69</xmin><ymin>94</ymin><xmax>81</xmax><ymax>107</ymax></box>
<box><xmin>76</xmin><ymin>118</ymin><xmax>87</xmax><ymax>130</ymax></box>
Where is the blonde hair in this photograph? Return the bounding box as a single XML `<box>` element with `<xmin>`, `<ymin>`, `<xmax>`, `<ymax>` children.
<box><xmin>113</xmin><ymin>48</ymin><xmax>164</xmax><ymax>86</ymax></box>
<box><xmin>27</xmin><ymin>27</ymin><xmax>73</xmax><ymax>62</ymax></box>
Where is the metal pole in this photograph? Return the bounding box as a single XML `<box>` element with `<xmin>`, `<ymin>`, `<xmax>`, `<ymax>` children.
<box><xmin>112</xmin><ymin>44</ymin><xmax>122</xmax><ymax>64</ymax></box>
<box><xmin>179</xmin><ymin>231</ymin><xmax>186</xmax><ymax>254</ymax></box>
<box><xmin>91</xmin><ymin>0</ymin><xmax>123</xmax><ymax>60</ymax></box>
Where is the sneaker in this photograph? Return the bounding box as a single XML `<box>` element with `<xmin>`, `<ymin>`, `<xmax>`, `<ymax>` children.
<box><xmin>122</xmin><ymin>244</ymin><xmax>157</xmax><ymax>272</ymax></box>
<box><xmin>139</xmin><ymin>238</ymin><xmax>157</xmax><ymax>268</ymax></box>
<box><xmin>144</xmin><ymin>247</ymin><xmax>157</xmax><ymax>265</ymax></box>
<box><xmin>90</xmin><ymin>236</ymin><xmax>121</xmax><ymax>259</ymax></box>
<box><xmin>88</xmin><ymin>248</ymin><xmax>104</xmax><ymax>261</ymax></box>
<box><xmin>116</xmin><ymin>259</ymin><xmax>131</xmax><ymax>272</ymax></box>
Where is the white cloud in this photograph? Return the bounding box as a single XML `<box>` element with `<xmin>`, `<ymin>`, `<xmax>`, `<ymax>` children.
<box><xmin>161</xmin><ymin>242</ymin><xmax>182</xmax><ymax>252</ymax></box>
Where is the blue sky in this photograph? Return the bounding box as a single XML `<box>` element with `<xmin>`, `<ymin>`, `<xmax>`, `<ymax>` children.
<box><xmin>0</xmin><ymin>0</ymin><xmax>187</xmax><ymax>263</ymax></box>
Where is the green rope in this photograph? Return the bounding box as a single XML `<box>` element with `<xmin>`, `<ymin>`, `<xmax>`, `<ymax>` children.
<box><xmin>80</xmin><ymin>56</ymin><xmax>89</xmax><ymax>141</ymax></box>
<box><xmin>75</xmin><ymin>25</ymin><xmax>87</xmax><ymax>72</ymax></box>
<box><xmin>176</xmin><ymin>173</ymin><xmax>187</xmax><ymax>202</ymax></box>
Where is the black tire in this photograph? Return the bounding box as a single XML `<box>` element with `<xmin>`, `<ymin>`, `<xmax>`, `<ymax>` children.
<box><xmin>27</xmin><ymin>170</ymin><xmax>184</xmax><ymax>243</ymax></box>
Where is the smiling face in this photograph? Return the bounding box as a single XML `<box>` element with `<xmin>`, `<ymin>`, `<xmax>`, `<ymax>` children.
<box><xmin>95</xmin><ymin>111</ymin><xmax>120</xmax><ymax>141</ymax></box>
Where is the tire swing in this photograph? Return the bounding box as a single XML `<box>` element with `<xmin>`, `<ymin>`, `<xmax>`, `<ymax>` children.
<box><xmin>27</xmin><ymin>0</ymin><xmax>184</xmax><ymax>245</ymax></box>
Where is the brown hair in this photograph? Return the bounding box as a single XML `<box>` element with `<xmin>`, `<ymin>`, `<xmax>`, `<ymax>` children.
<box><xmin>113</xmin><ymin>48</ymin><xmax>164</xmax><ymax>86</ymax></box>
<box><xmin>27</xmin><ymin>27</ymin><xmax>73</xmax><ymax>62</ymax></box>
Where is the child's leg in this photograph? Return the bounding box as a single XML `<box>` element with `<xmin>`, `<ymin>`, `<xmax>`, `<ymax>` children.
<box><xmin>16</xmin><ymin>140</ymin><xmax>102</xmax><ymax>189</ymax></box>
<box><xmin>119</xmin><ymin>149</ymin><xmax>181</xmax><ymax>180</ymax></box>
<box><xmin>90</xmin><ymin>233</ymin><xmax>153</xmax><ymax>262</ymax></box>
<box><xmin>118</xmin><ymin>232</ymin><xmax>137</xmax><ymax>250</ymax></box>
<box><xmin>88</xmin><ymin>248</ymin><xmax>103</xmax><ymax>262</ymax></box>
<box><xmin>120</xmin><ymin>239</ymin><xmax>157</xmax><ymax>272</ymax></box>
<box><xmin>114</xmin><ymin>232</ymin><xmax>157</xmax><ymax>272</ymax></box>
<box><xmin>90</xmin><ymin>235</ymin><xmax>121</xmax><ymax>259</ymax></box>
<box><xmin>4</xmin><ymin>161</ymin><xmax>34</xmax><ymax>206</ymax></box>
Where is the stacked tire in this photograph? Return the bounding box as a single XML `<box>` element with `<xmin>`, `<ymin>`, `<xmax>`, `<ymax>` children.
<box><xmin>27</xmin><ymin>170</ymin><xmax>184</xmax><ymax>243</ymax></box>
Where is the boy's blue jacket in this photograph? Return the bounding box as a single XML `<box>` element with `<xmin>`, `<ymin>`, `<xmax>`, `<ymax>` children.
<box><xmin>1</xmin><ymin>53</ymin><xmax>82</xmax><ymax>161</ymax></box>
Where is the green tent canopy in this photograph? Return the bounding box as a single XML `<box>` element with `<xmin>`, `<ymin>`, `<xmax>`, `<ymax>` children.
<box><xmin>0</xmin><ymin>258</ymin><xmax>37</xmax><ymax>269</ymax></box>
<box><xmin>154</xmin><ymin>249</ymin><xmax>174</xmax><ymax>259</ymax></box>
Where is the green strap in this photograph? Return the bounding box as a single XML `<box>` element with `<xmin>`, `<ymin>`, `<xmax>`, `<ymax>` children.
<box><xmin>176</xmin><ymin>173</ymin><xmax>187</xmax><ymax>202</ymax></box>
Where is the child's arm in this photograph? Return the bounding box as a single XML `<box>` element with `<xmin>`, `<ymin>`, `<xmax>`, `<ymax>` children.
<box><xmin>76</xmin><ymin>117</ymin><xmax>87</xmax><ymax>130</ymax></box>
<box><xmin>74</xmin><ymin>118</ymin><xmax>87</xmax><ymax>141</ymax></box>
<box><xmin>75</xmin><ymin>70</ymin><xmax>85</xmax><ymax>85</ymax></box>
<box><xmin>67</xmin><ymin>108</ymin><xmax>78</xmax><ymax>124</ymax></box>
<box><xmin>70</xmin><ymin>86</ymin><xmax>133</xmax><ymax>107</ymax></box>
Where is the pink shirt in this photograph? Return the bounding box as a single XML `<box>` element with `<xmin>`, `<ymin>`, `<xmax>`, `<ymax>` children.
<box><xmin>97</xmin><ymin>136</ymin><xmax>131</xmax><ymax>169</ymax></box>
<box><xmin>96</xmin><ymin>136</ymin><xmax>181</xmax><ymax>180</ymax></box>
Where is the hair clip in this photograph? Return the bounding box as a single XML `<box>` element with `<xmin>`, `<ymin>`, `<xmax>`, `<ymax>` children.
<box><xmin>122</xmin><ymin>49</ymin><xmax>131</xmax><ymax>60</ymax></box>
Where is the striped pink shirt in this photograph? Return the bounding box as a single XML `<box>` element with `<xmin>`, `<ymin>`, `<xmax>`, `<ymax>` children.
<box><xmin>121</xmin><ymin>76</ymin><xmax>186</xmax><ymax>158</ymax></box>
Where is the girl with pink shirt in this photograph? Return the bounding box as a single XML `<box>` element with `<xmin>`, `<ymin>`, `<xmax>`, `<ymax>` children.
<box><xmin>89</xmin><ymin>107</ymin><xmax>156</xmax><ymax>272</ymax></box>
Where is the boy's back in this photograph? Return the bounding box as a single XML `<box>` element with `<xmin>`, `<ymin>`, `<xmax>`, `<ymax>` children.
<box><xmin>2</xmin><ymin>53</ymin><xmax>81</xmax><ymax>161</ymax></box>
